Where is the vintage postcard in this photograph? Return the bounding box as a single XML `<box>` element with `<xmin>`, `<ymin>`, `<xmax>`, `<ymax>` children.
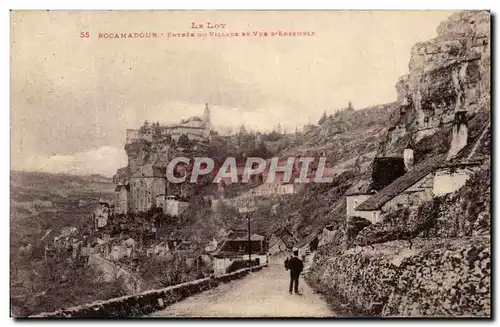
<box><xmin>10</xmin><ymin>10</ymin><xmax>491</xmax><ymax>318</ymax></box>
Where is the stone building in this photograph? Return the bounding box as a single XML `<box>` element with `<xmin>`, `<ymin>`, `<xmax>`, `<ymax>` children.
<box><xmin>164</xmin><ymin>195</ymin><xmax>189</xmax><ymax>217</ymax></box>
<box><xmin>345</xmin><ymin>191</ymin><xmax>375</xmax><ymax>219</ymax></box>
<box><xmin>114</xmin><ymin>162</ymin><xmax>191</xmax><ymax>215</ymax></box>
<box><xmin>114</xmin><ymin>103</ymin><xmax>213</xmax><ymax>214</ymax></box>
<box><xmin>354</xmin><ymin>154</ymin><xmax>443</xmax><ymax>223</ymax></box>
<box><xmin>93</xmin><ymin>200</ymin><xmax>112</xmax><ymax>229</ymax></box>
<box><xmin>295</xmin><ymin>230</ymin><xmax>321</xmax><ymax>269</ymax></box>
<box><xmin>268</xmin><ymin>235</ymin><xmax>289</xmax><ymax>256</ymax></box>
<box><xmin>125</xmin><ymin>102</ymin><xmax>211</xmax><ymax>145</ymax></box>
<box><xmin>433</xmin><ymin>118</ymin><xmax>490</xmax><ymax>196</ymax></box>
<box><xmin>352</xmin><ymin>111</ymin><xmax>489</xmax><ymax>224</ymax></box>
<box><xmin>211</xmin><ymin>230</ymin><xmax>267</xmax><ymax>274</ymax></box>
<box><xmin>114</xmin><ymin>183</ymin><xmax>131</xmax><ymax>214</ymax></box>
<box><xmin>129</xmin><ymin>165</ymin><xmax>167</xmax><ymax>212</ymax></box>
<box><xmin>433</xmin><ymin>160</ymin><xmax>483</xmax><ymax>196</ymax></box>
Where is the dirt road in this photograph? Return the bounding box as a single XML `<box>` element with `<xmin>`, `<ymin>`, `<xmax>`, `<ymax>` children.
<box><xmin>150</xmin><ymin>264</ymin><xmax>335</xmax><ymax>318</ymax></box>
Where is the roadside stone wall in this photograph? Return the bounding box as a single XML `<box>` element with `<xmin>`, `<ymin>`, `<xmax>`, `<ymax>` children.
<box><xmin>308</xmin><ymin>237</ymin><xmax>490</xmax><ymax>317</ymax></box>
<box><xmin>382</xmin><ymin>238</ymin><xmax>490</xmax><ymax>316</ymax></box>
<box><xmin>29</xmin><ymin>265</ymin><xmax>267</xmax><ymax>318</ymax></box>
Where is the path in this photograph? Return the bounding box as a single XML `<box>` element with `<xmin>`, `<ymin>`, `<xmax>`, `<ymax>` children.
<box><xmin>150</xmin><ymin>263</ymin><xmax>335</xmax><ymax>318</ymax></box>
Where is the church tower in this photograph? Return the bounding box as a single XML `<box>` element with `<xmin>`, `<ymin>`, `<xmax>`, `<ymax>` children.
<box><xmin>203</xmin><ymin>102</ymin><xmax>211</xmax><ymax>128</ymax></box>
<box><xmin>203</xmin><ymin>102</ymin><xmax>211</xmax><ymax>139</ymax></box>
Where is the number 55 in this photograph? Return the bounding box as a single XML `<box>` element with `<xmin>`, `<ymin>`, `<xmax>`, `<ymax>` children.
<box><xmin>80</xmin><ymin>31</ymin><xmax>90</xmax><ymax>38</ymax></box>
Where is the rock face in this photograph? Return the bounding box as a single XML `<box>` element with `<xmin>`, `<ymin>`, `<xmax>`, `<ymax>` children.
<box><xmin>381</xmin><ymin>10</ymin><xmax>490</xmax><ymax>154</ymax></box>
<box><xmin>308</xmin><ymin>11</ymin><xmax>491</xmax><ymax>318</ymax></box>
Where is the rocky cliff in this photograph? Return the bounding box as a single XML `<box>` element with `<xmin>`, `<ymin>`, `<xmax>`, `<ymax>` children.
<box><xmin>380</xmin><ymin>10</ymin><xmax>490</xmax><ymax>155</ymax></box>
<box><xmin>307</xmin><ymin>10</ymin><xmax>491</xmax><ymax>317</ymax></box>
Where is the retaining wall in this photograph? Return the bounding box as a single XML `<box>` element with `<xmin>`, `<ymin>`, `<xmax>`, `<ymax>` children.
<box><xmin>308</xmin><ymin>237</ymin><xmax>490</xmax><ymax>317</ymax></box>
<box><xmin>28</xmin><ymin>264</ymin><xmax>267</xmax><ymax>318</ymax></box>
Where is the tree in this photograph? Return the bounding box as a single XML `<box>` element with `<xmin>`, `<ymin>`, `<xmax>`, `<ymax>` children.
<box><xmin>249</xmin><ymin>141</ymin><xmax>272</xmax><ymax>158</ymax></box>
<box><xmin>239</xmin><ymin>124</ymin><xmax>247</xmax><ymax>135</ymax></box>
<box><xmin>276</xmin><ymin>123</ymin><xmax>282</xmax><ymax>134</ymax></box>
<box><xmin>177</xmin><ymin>134</ymin><xmax>191</xmax><ymax>149</ymax></box>
<box><xmin>347</xmin><ymin>101</ymin><xmax>354</xmax><ymax>111</ymax></box>
<box><xmin>318</xmin><ymin>110</ymin><xmax>327</xmax><ymax>125</ymax></box>
<box><xmin>154</xmin><ymin>121</ymin><xmax>162</xmax><ymax>134</ymax></box>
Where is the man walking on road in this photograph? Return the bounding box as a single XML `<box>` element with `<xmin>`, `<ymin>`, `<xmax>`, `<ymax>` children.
<box><xmin>287</xmin><ymin>250</ymin><xmax>303</xmax><ymax>295</ymax></box>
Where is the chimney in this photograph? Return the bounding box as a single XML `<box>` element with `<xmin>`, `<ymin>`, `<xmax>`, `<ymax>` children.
<box><xmin>447</xmin><ymin>111</ymin><xmax>468</xmax><ymax>160</ymax></box>
<box><xmin>403</xmin><ymin>139</ymin><xmax>414</xmax><ymax>171</ymax></box>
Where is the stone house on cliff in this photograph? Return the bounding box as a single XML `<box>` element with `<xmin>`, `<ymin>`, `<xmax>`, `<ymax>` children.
<box><xmin>114</xmin><ymin>183</ymin><xmax>131</xmax><ymax>214</ymax></box>
<box><xmin>350</xmin><ymin>111</ymin><xmax>489</xmax><ymax>223</ymax></box>
<box><xmin>433</xmin><ymin>118</ymin><xmax>490</xmax><ymax>196</ymax></box>
<box><xmin>164</xmin><ymin>195</ymin><xmax>189</xmax><ymax>217</ymax></box>
<box><xmin>295</xmin><ymin>230</ymin><xmax>321</xmax><ymax>262</ymax></box>
<box><xmin>354</xmin><ymin>154</ymin><xmax>443</xmax><ymax>222</ymax></box>
<box><xmin>125</xmin><ymin>103</ymin><xmax>211</xmax><ymax>144</ymax></box>
<box><xmin>130</xmin><ymin>165</ymin><xmax>167</xmax><ymax>212</ymax></box>
<box><xmin>93</xmin><ymin>200</ymin><xmax>112</xmax><ymax>229</ymax></box>
<box><xmin>114</xmin><ymin>163</ymin><xmax>188</xmax><ymax>215</ymax></box>
<box><xmin>114</xmin><ymin>103</ymin><xmax>212</xmax><ymax>215</ymax></box>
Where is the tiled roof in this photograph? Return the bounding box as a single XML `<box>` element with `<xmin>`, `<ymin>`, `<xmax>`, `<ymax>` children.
<box><xmin>214</xmin><ymin>230</ymin><xmax>266</xmax><ymax>253</ymax></box>
<box><xmin>225</xmin><ymin>232</ymin><xmax>265</xmax><ymax>242</ymax></box>
<box><xmin>345</xmin><ymin>191</ymin><xmax>376</xmax><ymax>196</ymax></box>
<box><xmin>269</xmin><ymin>235</ymin><xmax>284</xmax><ymax>248</ymax></box>
<box><xmin>356</xmin><ymin>154</ymin><xmax>446</xmax><ymax>211</ymax></box>
<box><xmin>295</xmin><ymin>229</ymin><xmax>321</xmax><ymax>249</ymax></box>
<box><xmin>272</xmin><ymin>228</ymin><xmax>296</xmax><ymax>248</ymax></box>
<box><xmin>114</xmin><ymin>184</ymin><xmax>130</xmax><ymax>192</ymax></box>
<box><xmin>211</xmin><ymin>249</ymin><xmax>267</xmax><ymax>258</ymax></box>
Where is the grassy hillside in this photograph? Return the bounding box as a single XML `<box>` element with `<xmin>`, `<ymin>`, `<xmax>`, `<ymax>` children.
<box><xmin>10</xmin><ymin>170</ymin><xmax>114</xmax><ymax>249</ymax></box>
<box><xmin>10</xmin><ymin>171</ymin><xmax>118</xmax><ymax>316</ymax></box>
<box><xmin>281</xmin><ymin>103</ymin><xmax>394</xmax><ymax>165</ymax></box>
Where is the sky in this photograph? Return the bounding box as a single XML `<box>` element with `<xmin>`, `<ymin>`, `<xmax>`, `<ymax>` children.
<box><xmin>11</xmin><ymin>10</ymin><xmax>456</xmax><ymax>177</ymax></box>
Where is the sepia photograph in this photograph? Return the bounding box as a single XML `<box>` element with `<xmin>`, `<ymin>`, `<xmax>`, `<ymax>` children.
<box><xmin>9</xmin><ymin>9</ymin><xmax>491</xmax><ymax>318</ymax></box>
